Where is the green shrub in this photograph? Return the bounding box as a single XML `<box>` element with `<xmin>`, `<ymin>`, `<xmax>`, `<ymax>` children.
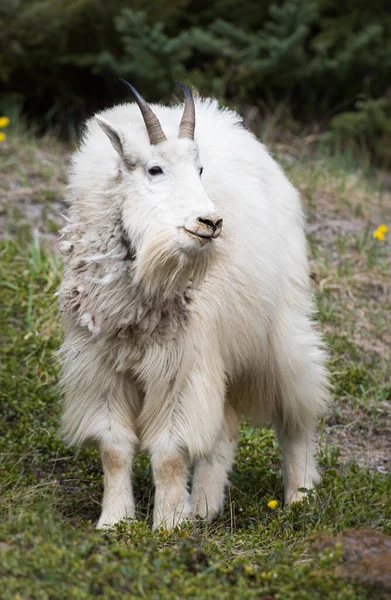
<box><xmin>324</xmin><ymin>98</ymin><xmax>391</xmax><ymax>165</ymax></box>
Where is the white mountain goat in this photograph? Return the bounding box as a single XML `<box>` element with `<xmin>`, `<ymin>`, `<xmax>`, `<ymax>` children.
<box><xmin>58</xmin><ymin>80</ymin><xmax>329</xmax><ymax>530</ymax></box>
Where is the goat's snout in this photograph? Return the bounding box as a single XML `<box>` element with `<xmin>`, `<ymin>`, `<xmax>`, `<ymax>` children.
<box><xmin>183</xmin><ymin>207</ymin><xmax>223</xmax><ymax>242</ymax></box>
<box><xmin>197</xmin><ymin>217</ymin><xmax>223</xmax><ymax>239</ymax></box>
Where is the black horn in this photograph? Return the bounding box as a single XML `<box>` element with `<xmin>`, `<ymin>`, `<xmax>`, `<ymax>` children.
<box><xmin>120</xmin><ymin>78</ymin><xmax>167</xmax><ymax>145</ymax></box>
<box><xmin>175</xmin><ymin>81</ymin><xmax>195</xmax><ymax>140</ymax></box>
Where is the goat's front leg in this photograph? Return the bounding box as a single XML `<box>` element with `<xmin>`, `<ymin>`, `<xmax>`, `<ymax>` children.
<box><xmin>141</xmin><ymin>331</ymin><xmax>226</xmax><ymax>530</ymax></box>
<box><xmin>151</xmin><ymin>438</ymin><xmax>191</xmax><ymax>530</ymax></box>
<box><xmin>149</xmin><ymin>370</ymin><xmax>225</xmax><ymax>531</ymax></box>
<box><xmin>93</xmin><ymin>382</ymin><xmax>139</xmax><ymax>529</ymax></box>
<box><xmin>60</xmin><ymin>332</ymin><xmax>140</xmax><ymax>530</ymax></box>
<box><xmin>97</xmin><ymin>439</ymin><xmax>136</xmax><ymax>529</ymax></box>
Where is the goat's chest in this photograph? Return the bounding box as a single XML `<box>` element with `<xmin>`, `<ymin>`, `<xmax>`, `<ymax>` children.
<box><xmin>106</xmin><ymin>297</ymin><xmax>190</xmax><ymax>377</ymax></box>
<box><xmin>61</xmin><ymin>265</ymin><xmax>193</xmax><ymax>378</ymax></box>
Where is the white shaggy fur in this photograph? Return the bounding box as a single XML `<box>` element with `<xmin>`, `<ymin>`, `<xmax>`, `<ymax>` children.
<box><xmin>58</xmin><ymin>95</ymin><xmax>329</xmax><ymax>530</ymax></box>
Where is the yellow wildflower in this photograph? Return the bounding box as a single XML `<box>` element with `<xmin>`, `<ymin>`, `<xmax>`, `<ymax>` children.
<box><xmin>373</xmin><ymin>224</ymin><xmax>388</xmax><ymax>241</ymax></box>
<box><xmin>267</xmin><ymin>499</ymin><xmax>278</xmax><ymax>510</ymax></box>
<box><xmin>0</xmin><ymin>132</ymin><xmax>6</xmax><ymax>142</ymax></box>
<box><xmin>0</xmin><ymin>116</ymin><xmax>10</xmax><ymax>128</ymax></box>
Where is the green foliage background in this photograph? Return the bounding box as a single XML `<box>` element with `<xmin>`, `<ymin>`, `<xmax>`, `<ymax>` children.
<box><xmin>1</xmin><ymin>0</ymin><xmax>391</xmax><ymax>162</ymax></box>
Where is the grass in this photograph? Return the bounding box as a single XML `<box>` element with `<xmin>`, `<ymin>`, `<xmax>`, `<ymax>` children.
<box><xmin>0</xmin><ymin>127</ymin><xmax>390</xmax><ymax>598</ymax></box>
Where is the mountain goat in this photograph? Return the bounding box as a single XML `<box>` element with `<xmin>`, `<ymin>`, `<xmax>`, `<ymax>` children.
<box><xmin>58</xmin><ymin>80</ymin><xmax>329</xmax><ymax>530</ymax></box>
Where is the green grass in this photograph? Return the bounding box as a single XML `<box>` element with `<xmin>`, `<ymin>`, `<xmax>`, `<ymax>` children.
<box><xmin>0</xmin><ymin>130</ymin><xmax>390</xmax><ymax>598</ymax></box>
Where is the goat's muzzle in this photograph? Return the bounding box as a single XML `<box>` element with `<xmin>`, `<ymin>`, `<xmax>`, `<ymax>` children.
<box><xmin>185</xmin><ymin>217</ymin><xmax>223</xmax><ymax>241</ymax></box>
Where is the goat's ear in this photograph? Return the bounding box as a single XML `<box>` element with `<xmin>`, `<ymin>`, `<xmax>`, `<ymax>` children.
<box><xmin>96</xmin><ymin>115</ymin><xmax>124</xmax><ymax>156</ymax></box>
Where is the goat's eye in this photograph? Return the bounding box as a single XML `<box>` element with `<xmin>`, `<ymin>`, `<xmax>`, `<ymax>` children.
<box><xmin>199</xmin><ymin>167</ymin><xmax>203</xmax><ymax>176</ymax></box>
<box><xmin>148</xmin><ymin>166</ymin><xmax>163</xmax><ymax>176</ymax></box>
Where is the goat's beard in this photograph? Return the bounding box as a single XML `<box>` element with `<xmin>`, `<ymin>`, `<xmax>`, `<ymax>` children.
<box><xmin>134</xmin><ymin>226</ymin><xmax>215</xmax><ymax>300</ymax></box>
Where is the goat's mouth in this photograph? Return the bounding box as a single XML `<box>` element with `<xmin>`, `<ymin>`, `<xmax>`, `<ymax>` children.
<box><xmin>184</xmin><ymin>228</ymin><xmax>213</xmax><ymax>242</ymax></box>
<box><xmin>183</xmin><ymin>228</ymin><xmax>222</xmax><ymax>241</ymax></box>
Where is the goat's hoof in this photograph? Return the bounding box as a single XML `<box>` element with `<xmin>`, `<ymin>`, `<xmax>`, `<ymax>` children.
<box><xmin>96</xmin><ymin>513</ymin><xmax>134</xmax><ymax>530</ymax></box>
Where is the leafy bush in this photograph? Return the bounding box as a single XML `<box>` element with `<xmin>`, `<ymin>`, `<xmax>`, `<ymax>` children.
<box><xmin>1</xmin><ymin>0</ymin><xmax>391</xmax><ymax>163</ymax></box>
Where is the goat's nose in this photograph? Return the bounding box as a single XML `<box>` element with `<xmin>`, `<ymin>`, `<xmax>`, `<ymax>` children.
<box><xmin>197</xmin><ymin>217</ymin><xmax>223</xmax><ymax>239</ymax></box>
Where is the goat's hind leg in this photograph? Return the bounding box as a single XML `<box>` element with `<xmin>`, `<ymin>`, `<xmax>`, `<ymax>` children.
<box><xmin>275</xmin><ymin>426</ymin><xmax>320</xmax><ymax>504</ymax></box>
<box><xmin>271</xmin><ymin>314</ymin><xmax>329</xmax><ymax>504</ymax></box>
<box><xmin>191</xmin><ymin>404</ymin><xmax>239</xmax><ymax>521</ymax></box>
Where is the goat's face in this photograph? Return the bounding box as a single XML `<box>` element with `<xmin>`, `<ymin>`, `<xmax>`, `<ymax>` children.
<box><xmin>96</xmin><ymin>83</ymin><xmax>222</xmax><ymax>294</ymax></box>
<box><xmin>119</xmin><ymin>137</ymin><xmax>221</xmax><ymax>254</ymax></box>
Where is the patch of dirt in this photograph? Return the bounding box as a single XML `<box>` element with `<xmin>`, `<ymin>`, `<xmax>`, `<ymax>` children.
<box><xmin>313</xmin><ymin>528</ymin><xmax>391</xmax><ymax>595</ymax></box>
<box><xmin>314</xmin><ymin>274</ymin><xmax>391</xmax><ymax>363</ymax></box>
<box><xmin>321</xmin><ymin>401</ymin><xmax>391</xmax><ymax>474</ymax></box>
<box><xmin>0</xmin><ymin>136</ymin><xmax>69</xmax><ymax>248</ymax></box>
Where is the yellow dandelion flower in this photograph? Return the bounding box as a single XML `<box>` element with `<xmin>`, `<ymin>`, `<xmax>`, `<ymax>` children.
<box><xmin>373</xmin><ymin>224</ymin><xmax>388</xmax><ymax>241</ymax></box>
<box><xmin>0</xmin><ymin>116</ymin><xmax>10</xmax><ymax>128</ymax></box>
<box><xmin>267</xmin><ymin>499</ymin><xmax>278</xmax><ymax>510</ymax></box>
<box><xmin>0</xmin><ymin>132</ymin><xmax>6</xmax><ymax>142</ymax></box>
